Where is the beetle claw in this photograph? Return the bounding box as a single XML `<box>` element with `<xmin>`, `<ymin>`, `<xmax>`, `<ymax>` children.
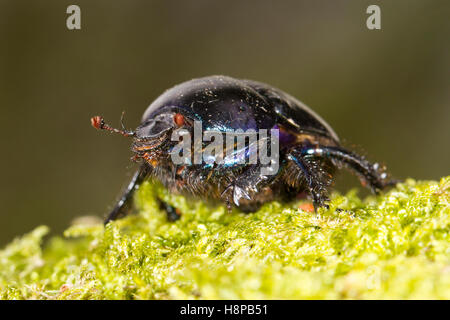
<box><xmin>233</xmin><ymin>185</ymin><xmax>251</xmax><ymax>206</ymax></box>
<box><xmin>221</xmin><ymin>183</ymin><xmax>251</xmax><ymax>207</ymax></box>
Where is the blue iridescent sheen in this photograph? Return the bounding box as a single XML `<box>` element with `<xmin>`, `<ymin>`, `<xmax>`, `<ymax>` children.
<box><xmin>140</xmin><ymin>76</ymin><xmax>338</xmax><ymax>143</ymax></box>
<box><xmin>94</xmin><ymin>75</ymin><xmax>394</xmax><ymax>224</ymax></box>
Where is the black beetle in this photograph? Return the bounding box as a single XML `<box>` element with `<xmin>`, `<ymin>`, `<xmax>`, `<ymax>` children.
<box><xmin>91</xmin><ymin>75</ymin><xmax>395</xmax><ymax>224</ymax></box>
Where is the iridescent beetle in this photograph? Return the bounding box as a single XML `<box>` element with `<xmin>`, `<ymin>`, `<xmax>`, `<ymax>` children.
<box><xmin>91</xmin><ymin>76</ymin><xmax>395</xmax><ymax>224</ymax></box>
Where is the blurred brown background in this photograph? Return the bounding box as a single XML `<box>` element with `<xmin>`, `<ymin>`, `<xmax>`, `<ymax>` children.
<box><xmin>0</xmin><ymin>0</ymin><xmax>448</xmax><ymax>245</ymax></box>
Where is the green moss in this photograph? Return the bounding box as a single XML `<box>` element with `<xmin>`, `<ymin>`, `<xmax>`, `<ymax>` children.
<box><xmin>1</xmin><ymin>177</ymin><xmax>449</xmax><ymax>299</ymax></box>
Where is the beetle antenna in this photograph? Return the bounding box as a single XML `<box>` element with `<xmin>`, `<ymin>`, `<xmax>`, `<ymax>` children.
<box><xmin>90</xmin><ymin>115</ymin><xmax>135</xmax><ymax>137</ymax></box>
<box><xmin>120</xmin><ymin>111</ymin><xmax>127</xmax><ymax>131</ymax></box>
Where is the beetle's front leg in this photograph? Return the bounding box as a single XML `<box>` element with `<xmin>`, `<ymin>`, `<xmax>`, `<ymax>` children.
<box><xmin>104</xmin><ymin>164</ymin><xmax>150</xmax><ymax>224</ymax></box>
<box><xmin>105</xmin><ymin>164</ymin><xmax>182</xmax><ymax>224</ymax></box>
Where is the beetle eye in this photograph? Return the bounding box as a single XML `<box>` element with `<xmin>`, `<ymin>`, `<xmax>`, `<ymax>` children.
<box><xmin>174</xmin><ymin>113</ymin><xmax>185</xmax><ymax>126</ymax></box>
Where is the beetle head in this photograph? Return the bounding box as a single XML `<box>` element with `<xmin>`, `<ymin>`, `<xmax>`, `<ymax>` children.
<box><xmin>135</xmin><ymin>113</ymin><xmax>178</xmax><ymax>139</ymax></box>
<box><xmin>91</xmin><ymin>111</ymin><xmax>188</xmax><ymax>167</ymax></box>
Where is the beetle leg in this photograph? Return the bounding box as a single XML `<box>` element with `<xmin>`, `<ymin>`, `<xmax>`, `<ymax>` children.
<box><xmin>301</xmin><ymin>146</ymin><xmax>395</xmax><ymax>194</ymax></box>
<box><xmin>221</xmin><ymin>164</ymin><xmax>279</xmax><ymax>210</ymax></box>
<box><xmin>287</xmin><ymin>149</ymin><xmax>331</xmax><ymax>210</ymax></box>
<box><xmin>104</xmin><ymin>164</ymin><xmax>150</xmax><ymax>225</ymax></box>
<box><xmin>288</xmin><ymin>145</ymin><xmax>395</xmax><ymax>207</ymax></box>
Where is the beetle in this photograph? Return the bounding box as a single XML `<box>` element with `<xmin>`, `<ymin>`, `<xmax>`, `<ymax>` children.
<box><xmin>91</xmin><ymin>75</ymin><xmax>395</xmax><ymax>224</ymax></box>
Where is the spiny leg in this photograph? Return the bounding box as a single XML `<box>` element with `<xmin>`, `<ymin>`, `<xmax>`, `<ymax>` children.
<box><xmin>301</xmin><ymin>146</ymin><xmax>394</xmax><ymax>193</ymax></box>
<box><xmin>104</xmin><ymin>164</ymin><xmax>149</xmax><ymax>224</ymax></box>
<box><xmin>221</xmin><ymin>163</ymin><xmax>280</xmax><ymax>210</ymax></box>
<box><xmin>104</xmin><ymin>164</ymin><xmax>182</xmax><ymax>223</ymax></box>
<box><xmin>288</xmin><ymin>144</ymin><xmax>395</xmax><ymax>211</ymax></box>
<box><xmin>287</xmin><ymin>149</ymin><xmax>332</xmax><ymax>210</ymax></box>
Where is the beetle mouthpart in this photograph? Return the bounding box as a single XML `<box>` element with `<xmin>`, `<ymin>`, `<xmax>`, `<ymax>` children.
<box><xmin>132</xmin><ymin>131</ymin><xmax>169</xmax><ymax>152</ymax></box>
<box><xmin>90</xmin><ymin>115</ymin><xmax>135</xmax><ymax>137</ymax></box>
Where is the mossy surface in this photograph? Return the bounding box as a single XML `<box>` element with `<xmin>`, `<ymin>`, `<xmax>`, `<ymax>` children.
<box><xmin>1</xmin><ymin>177</ymin><xmax>449</xmax><ymax>299</ymax></box>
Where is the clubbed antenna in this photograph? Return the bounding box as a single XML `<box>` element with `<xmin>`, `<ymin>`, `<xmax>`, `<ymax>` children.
<box><xmin>90</xmin><ymin>115</ymin><xmax>135</xmax><ymax>137</ymax></box>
